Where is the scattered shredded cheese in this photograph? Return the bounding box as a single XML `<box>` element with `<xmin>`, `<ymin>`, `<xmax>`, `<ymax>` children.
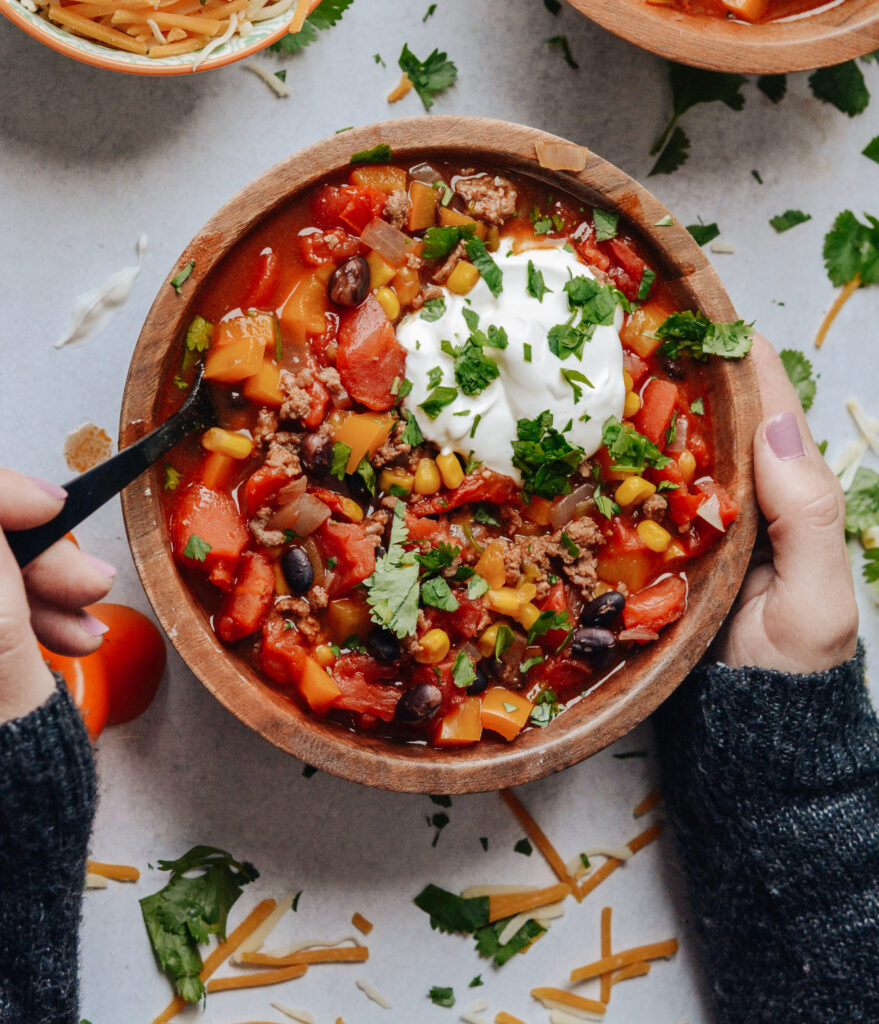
<box><xmin>265</xmin><ymin>934</ymin><xmax>362</xmax><ymax>959</ymax></box>
<box><xmin>543</xmin><ymin>1002</ymin><xmax>605</xmax><ymax>1021</ymax></box>
<box><xmin>243</xmin><ymin>58</ymin><xmax>292</xmax><ymax>97</ymax></box>
<box><xmin>569</xmin><ymin>938</ymin><xmax>679</xmax><ymax>982</ymax></box>
<box><xmin>709</xmin><ymin>242</ymin><xmax>736</xmax><ymax>254</ymax></box>
<box><xmin>833</xmin><ymin>438</ymin><xmax>869</xmax><ymax>491</ymax></box>
<box><xmin>86</xmin><ymin>860</ymin><xmax>140</xmax><ymax>882</ymax></box>
<box><xmin>846</xmin><ymin>398</ymin><xmax>879</xmax><ymax>456</ymax></box>
<box><xmin>191</xmin><ymin>12</ymin><xmax>238</xmax><ymax>72</ymax></box>
<box><xmin>468</xmin><ymin>1000</ymin><xmax>490</xmax><ymax>1014</ymax></box>
<box><xmin>356</xmin><ymin>978</ymin><xmax>391</xmax><ymax>1009</ymax></box>
<box><xmin>551</xmin><ymin>1009</ymin><xmax>603</xmax><ymax>1024</ymax></box>
<box><xmin>462</xmin><ymin>884</ymin><xmax>537</xmax><ymax>898</ymax></box>
<box><xmin>460</xmin><ymin>1013</ymin><xmax>492</xmax><ymax>1024</ymax></box>
<box><xmin>272</xmin><ymin>1003</ymin><xmax>315</xmax><ymax>1024</ymax></box>
<box><xmin>531</xmin><ymin>989</ymin><xmax>606</xmax><ymax>1017</ymax></box>
<box><xmin>85</xmin><ymin>873</ymin><xmax>108</xmax><ymax>889</ymax></box>
<box><xmin>234</xmin><ymin>891</ymin><xmax>297</xmax><ymax>962</ymax></box>
<box><xmin>500</xmin><ymin>790</ymin><xmax>576</xmax><ymax>893</ymax></box>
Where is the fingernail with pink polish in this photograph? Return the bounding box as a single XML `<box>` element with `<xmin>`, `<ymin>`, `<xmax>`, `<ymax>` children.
<box><xmin>80</xmin><ymin>612</ymin><xmax>109</xmax><ymax>637</ymax></box>
<box><xmin>28</xmin><ymin>476</ymin><xmax>68</xmax><ymax>501</ymax></box>
<box><xmin>82</xmin><ymin>553</ymin><xmax>116</xmax><ymax>580</ymax></box>
<box><xmin>765</xmin><ymin>412</ymin><xmax>805</xmax><ymax>461</ymax></box>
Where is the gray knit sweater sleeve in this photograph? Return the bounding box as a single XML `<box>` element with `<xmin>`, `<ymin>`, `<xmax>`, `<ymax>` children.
<box><xmin>655</xmin><ymin>643</ymin><xmax>879</xmax><ymax>1023</ymax></box>
<box><xmin>0</xmin><ymin>676</ymin><xmax>97</xmax><ymax>1024</ymax></box>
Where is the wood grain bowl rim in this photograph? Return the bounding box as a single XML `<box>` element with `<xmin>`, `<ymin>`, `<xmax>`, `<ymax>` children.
<box><xmin>119</xmin><ymin>116</ymin><xmax>760</xmax><ymax>794</ymax></box>
<box><xmin>565</xmin><ymin>0</ymin><xmax>879</xmax><ymax>73</ymax></box>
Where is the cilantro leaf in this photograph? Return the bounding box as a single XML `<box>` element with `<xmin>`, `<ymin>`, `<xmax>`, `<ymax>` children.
<box><xmin>331</xmin><ymin>441</ymin><xmax>351</xmax><ymax>481</ymax></box>
<box><xmin>548</xmin><ymin>320</ymin><xmax>594</xmax><ymax>361</ymax></box>
<box><xmin>770</xmin><ymin>209</ymin><xmax>811</xmax><ymax>233</ymax></box>
<box><xmin>422</xmin><ymin>224</ymin><xmax>475</xmax><ymax>259</ymax></box>
<box><xmin>184</xmin><ymin>315</ymin><xmax>212</xmax><ymax>354</ymax></box>
<box><xmin>420</xmin><ymin>297</ymin><xmax>447</xmax><ymax>321</ymax></box>
<box><xmin>686</xmin><ymin>222</ymin><xmax>720</xmax><ymax>247</ymax></box>
<box><xmin>526</xmin><ymin>260</ymin><xmax>552</xmax><ymax>302</ymax></box>
<box><xmin>529</xmin><ymin>687</ymin><xmax>561</xmax><ymax>727</ymax></box>
<box><xmin>494</xmin><ymin>624</ymin><xmax>515</xmax><ymax>659</ymax></box>
<box><xmin>364</xmin><ymin>505</ymin><xmax>421</xmax><ymax>638</ymax></box>
<box><xmin>758</xmin><ymin>74</ymin><xmax>787</xmax><ymax>103</ymax></box>
<box><xmin>593</xmin><ymin>208</ymin><xmax>619</xmax><ymax>241</ymax></box>
<box><xmin>350</xmin><ymin>143</ymin><xmax>393</xmax><ymax>165</ymax></box>
<box><xmin>564</xmin><ymin>275</ymin><xmax>621</xmax><ymax>324</ymax></box>
<box><xmin>170</xmin><ymin>261</ymin><xmax>194</xmax><ymax>294</ymax></box>
<box><xmin>809</xmin><ymin>61</ymin><xmax>870</xmax><ymax>116</ymax></box>
<box><xmin>467</xmin><ymin>573</ymin><xmax>490</xmax><ymax>599</ymax></box>
<box><xmin>355</xmin><ymin>457</ymin><xmax>376</xmax><ymax>496</ymax></box>
<box><xmin>416</xmin><ymin>543</ymin><xmax>460</xmax><ymax>575</ymax></box>
<box><xmin>474</xmin><ymin>917</ymin><xmax>545</xmax><ymax>966</ymax></box>
<box><xmin>413</xmin><ymin>884</ymin><xmax>489</xmax><ymax>934</ymax></box>
<box><xmin>864</xmin><ymin>135</ymin><xmax>879</xmax><ymax>164</ymax></box>
<box><xmin>649</xmin><ymin>126</ymin><xmax>690</xmax><ymax>177</ymax></box>
<box><xmin>511</xmin><ymin>410</ymin><xmax>585</xmax><ymax>501</ymax></box>
<box><xmin>844</xmin><ymin>467</ymin><xmax>879</xmax><ymax>535</ymax></box>
<box><xmin>546</xmin><ymin>35</ymin><xmax>579</xmax><ymax>69</ymax></box>
<box><xmin>652</xmin><ymin>64</ymin><xmax>746</xmax><ymax>158</ymax></box>
<box><xmin>452</xmin><ymin>650</ymin><xmax>477</xmax><ymax>688</ymax></box>
<box><xmin>864</xmin><ymin>548</ymin><xmax>879</xmax><ymax>586</ymax></box>
<box><xmin>421</xmin><ymin>576</ymin><xmax>459</xmax><ymax>612</ymax></box>
<box><xmin>690</xmin><ymin>397</ymin><xmax>704</xmax><ymax>415</ymax></box>
<box><xmin>601</xmin><ymin>417</ymin><xmax>670</xmax><ymax>473</ymax></box>
<box><xmin>401</xmin><ymin>411</ymin><xmax>424</xmax><ymax>446</ymax></box>
<box><xmin>561</xmin><ymin>367</ymin><xmax>593</xmax><ymax>403</ymax></box>
<box><xmin>140</xmin><ymin>846</ymin><xmax>257</xmax><ymax>1003</ymax></box>
<box><xmin>183</xmin><ymin>535</ymin><xmax>211</xmax><ymax>562</ymax></box>
<box><xmin>526</xmin><ymin>609</ymin><xmax>570</xmax><ymax>645</ymax></box>
<box><xmin>271</xmin><ymin>0</ymin><xmax>354</xmax><ymax>54</ymax></box>
<box><xmin>656</xmin><ymin>310</ymin><xmax>754</xmax><ymax>360</ymax></box>
<box><xmin>447</xmin><ymin>329</ymin><xmax>501</xmax><ymax>397</ymax></box>
<box><xmin>464</xmin><ymin>237</ymin><xmax>503</xmax><ymax>296</ymax></box>
<box><xmin>514</xmin><ymin>837</ymin><xmax>533</xmax><ymax>856</ymax></box>
<box><xmin>823</xmin><ymin>210</ymin><xmax>879</xmax><ymax>287</ymax></box>
<box><xmin>779</xmin><ymin>349</ymin><xmax>817</xmax><ymax>411</ymax></box>
<box><xmin>419</xmin><ymin>386</ymin><xmax>458</xmax><ymax>419</ymax></box>
<box><xmin>398</xmin><ymin>44</ymin><xmax>458</xmax><ymax>110</ymax></box>
<box><xmin>429</xmin><ymin>986</ymin><xmax>456</xmax><ymax>1008</ymax></box>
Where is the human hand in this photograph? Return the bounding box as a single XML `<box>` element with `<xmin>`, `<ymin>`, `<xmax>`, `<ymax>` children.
<box><xmin>0</xmin><ymin>469</ymin><xmax>116</xmax><ymax>723</ymax></box>
<box><xmin>716</xmin><ymin>334</ymin><xmax>858</xmax><ymax>674</ymax></box>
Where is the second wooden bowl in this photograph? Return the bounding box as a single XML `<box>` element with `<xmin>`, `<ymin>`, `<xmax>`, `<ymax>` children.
<box><xmin>566</xmin><ymin>0</ymin><xmax>879</xmax><ymax>74</ymax></box>
<box><xmin>120</xmin><ymin>117</ymin><xmax>760</xmax><ymax>794</ymax></box>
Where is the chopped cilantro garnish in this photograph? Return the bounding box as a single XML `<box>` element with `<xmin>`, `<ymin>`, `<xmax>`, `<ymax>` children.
<box><xmin>163</xmin><ymin>464</ymin><xmax>182</xmax><ymax>491</ymax></box>
<box><xmin>844</xmin><ymin>467</ymin><xmax>879</xmax><ymax>535</ymax></box>
<box><xmin>687</xmin><ymin>222</ymin><xmax>720</xmax><ymax>247</ymax></box>
<box><xmin>593</xmin><ymin>486</ymin><xmax>619</xmax><ymax>519</ymax></box>
<box><xmin>420</xmin><ymin>297</ymin><xmax>447</xmax><ymax>321</ymax></box>
<box><xmin>422</xmin><ymin>224</ymin><xmax>475</xmax><ymax>260</ymax></box>
<box><xmin>331</xmin><ymin>441</ymin><xmax>351</xmax><ymax>481</ymax></box>
<box><xmin>560</xmin><ymin>531</ymin><xmax>579</xmax><ymax>557</ymax></box>
<box><xmin>364</xmin><ymin>505</ymin><xmax>420</xmax><ymax>638</ymax></box>
<box><xmin>514</xmin><ymin>837</ymin><xmax>533</xmax><ymax>856</ymax></box>
<box><xmin>530</xmin><ymin>687</ymin><xmax>561</xmax><ymax>727</ymax></box>
<box><xmin>470</xmin><ymin>974</ymin><xmax>484</xmax><ymax>987</ymax></box>
<box><xmin>561</xmin><ymin>368</ymin><xmax>593</xmax><ymax>403</ymax></box>
<box><xmin>592</xmin><ymin>208</ymin><xmax>619</xmax><ymax>241</ymax></box>
<box><xmin>413</xmin><ymin>884</ymin><xmax>489</xmax><ymax>934</ymax></box>
<box><xmin>430</xmin><ymin>794</ymin><xmax>452</xmax><ymax>807</ymax></box>
<box><xmin>527</xmin><ymin>609</ymin><xmax>570</xmax><ymax>646</ymax></box>
<box><xmin>758</xmin><ymin>74</ymin><xmax>787</xmax><ymax>103</ymax></box>
<box><xmin>184</xmin><ymin>315</ymin><xmax>212</xmax><ymax>353</ymax></box>
<box><xmin>464</xmin><ymin>237</ymin><xmax>503</xmax><ymax>296</ymax></box>
<box><xmin>173</xmin><ymin>375</ymin><xmax>189</xmax><ymax>390</ymax></box>
<box><xmin>519</xmin><ymin>655</ymin><xmax>545</xmax><ymax>674</ymax></box>
<box><xmin>469</xmin><ymin>413</ymin><xmax>482</xmax><ymax>438</ymax></box>
<box><xmin>564</xmin><ymin>274</ymin><xmax>622</xmax><ymax>323</ymax></box>
<box><xmin>864</xmin><ymin>135</ymin><xmax>879</xmax><ymax>164</ymax></box>
<box><xmin>452</xmin><ymin>650</ymin><xmax>477</xmax><ymax>688</ymax></box>
<box><xmin>823</xmin><ymin>210</ymin><xmax>879</xmax><ymax>287</ymax></box>
<box><xmin>445</xmin><ymin>323</ymin><xmax>503</xmax><ymax>397</ymax></box>
<box><xmin>474</xmin><ymin>916</ymin><xmax>545</xmax><ymax>966</ymax></box>
<box><xmin>427</xmin><ymin>366</ymin><xmax>443</xmax><ymax>389</ymax></box>
<box><xmin>494</xmin><ymin>623</ymin><xmax>515</xmax><ymax>660</ymax></box>
<box><xmin>467</xmin><ymin>573</ymin><xmax>489</xmax><ymax>599</ymax></box>
<box><xmin>422</xmin><ymin>2</ymin><xmax>437</xmax><ymax>20</ymax></box>
<box><xmin>415</xmin><ymin>543</ymin><xmax>460</xmax><ymax>574</ymax></box>
<box><xmin>355</xmin><ymin>457</ymin><xmax>376</xmax><ymax>496</ymax></box>
<box><xmin>655</xmin><ymin>214</ymin><xmax>674</xmax><ymax>226</ymax></box>
<box><xmin>548</xmin><ymin>319</ymin><xmax>594</xmax><ymax>361</ymax></box>
<box><xmin>864</xmin><ymin>548</ymin><xmax>879</xmax><ymax>588</ymax></box>
<box><xmin>419</xmin><ymin>386</ymin><xmax>458</xmax><ymax>419</ymax></box>
<box><xmin>270</xmin><ymin>0</ymin><xmax>353</xmax><ymax>53</ymax></box>
<box><xmin>511</xmin><ymin>410</ymin><xmax>585</xmax><ymax>502</ymax></box>
<box><xmin>350</xmin><ymin>143</ymin><xmax>393</xmax><ymax>165</ymax></box>
<box><xmin>655</xmin><ymin>311</ymin><xmax>754</xmax><ymax>360</ymax></box>
<box><xmin>526</xmin><ymin>260</ymin><xmax>552</xmax><ymax>302</ymax></box>
<box><xmin>274</xmin><ymin>69</ymin><xmax>287</xmax><ymax>83</ymax></box>
<box><xmin>170</xmin><ymin>261</ymin><xmax>195</xmax><ymax>294</ymax></box>
<box><xmin>273</xmin><ymin>317</ymin><xmax>283</xmax><ymax>362</ymax></box>
<box><xmin>421</xmin><ymin>576</ymin><xmax>459</xmax><ymax>612</ymax></box>
<box><xmin>770</xmin><ymin>209</ymin><xmax>812</xmax><ymax>233</ymax></box>
<box><xmin>326</xmin><ymin>557</ymin><xmax>338</xmax><ymax>570</ymax></box>
<box><xmin>183</xmin><ymin>534</ymin><xmax>211</xmax><ymax>562</ymax></box>
<box><xmin>779</xmin><ymin>349</ymin><xmax>816</xmax><ymax>411</ymax></box>
<box><xmin>401</xmin><ymin>411</ymin><xmax>424</xmax><ymax>446</ymax></box>
<box><xmin>656</xmin><ymin>480</ymin><xmax>680</xmax><ymax>492</ymax></box>
<box><xmin>502</xmin><ymin>701</ymin><xmax>518</xmax><ymax>713</ymax></box>
<box><xmin>473</xmin><ymin>503</ymin><xmax>500</xmax><ymax>527</ymax></box>
<box><xmin>428</xmin><ymin>986</ymin><xmax>455</xmax><ymax>1008</ymax></box>
<box><xmin>523</xmin><ymin>342</ymin><xmax>532</xmax><ymax>362</ymax></box>
<box><xmin>649</xmin><ymin>127</ymin><xmax>690</xmax><ymax>177</ymax></box>
<box><xmin>809</xmin><ymin>61</ymin><xmax>870</xmax><ymax>117</ymax></box>
<box><xmin>546</xmin><ymin>34</ymin><xmax>578</xmax><ymax>68</ymax></box>
<box><xmin>398</xmin><ymin>44</ymin><xmax>458</xmax><ymax>110</ymax></box>
<box><xmin>601</xmin><ymin>417</ymin><xmax>670</xmax><ymax>473</ymax></box>
<box><xmin>637</xmin><ymin>268</ymin><xmax>656</xmax><ymax>301</ymax></box>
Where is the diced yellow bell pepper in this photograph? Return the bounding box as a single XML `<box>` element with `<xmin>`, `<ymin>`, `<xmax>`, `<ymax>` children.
<box><xmin>332</xmin><ymin>413</ymin><xmax>394</xmax><ymax>474</ymax></box>
<box><xmin>243</xmin><ymin>359</ymin><xmax>284</xmax><ymax>408</ymax></box>
<box><xmin>433</xmin><ymin>697</ymin><xmax>483</xmax><ymax>746</ymax></box>
<box><xmin>327</xmin><ymin>597</ymin><xmax>371</xmax><ymax>643</ymax></box>
<box><xmin>474</xmin><ymin>541</ymin><xmax>506</xmax><ymax>590</ymax></box>
<box><xmin>279</xmin><ymin>267</ymin><xmax>333</xmax><ymax>344</ymax></box>
<box><xmin>481</xmin><ymin>687</ymin><xmax>533</xmax><ymax>741</ymax></box>
<box><xmin>203</xmin><ymin>335</ymin><xmax>264</xmax><ymax>384</ymax></box>
<box><xmin>298</xmin><ymin>656</ymin><xmax>341</xmax><ymax>712</ymax></box>
<box><xmin>408</xmin><ymin>181</ymin><xmax>439</xmax><ymax>232</ymax></box>
<box><xmin>367</xmin><ymin>250</ymin><xmax>397</xmax><ymax>289</ymax></box>
<box><xmin>350</xmin><ymin>164</ymin><xmax>408</xmax><ymax>194</ymax></box>
<box><xmin>438</xmin><ymin>206</ymin><xmax>488</xmax><ymax>241</ymax></box>
<box><xmin>619</xmin><ymin>300</ymin><xmax>675</xmax><ymax>359</ymax></box>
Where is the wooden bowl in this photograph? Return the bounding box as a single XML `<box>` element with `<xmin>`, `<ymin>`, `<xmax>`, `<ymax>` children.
<box><xmin>120</xmin><ymin>117</ymin><xmax>760</xmax><ymax>794</ymax></box>
<box><xmin>566</xmin><ymin>0</ymin><xmax>879</xmax><ymax>73</ymax></box>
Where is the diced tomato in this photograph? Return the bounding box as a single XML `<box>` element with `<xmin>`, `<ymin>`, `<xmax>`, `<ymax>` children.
<box><xmin>308</xmin><ymin>486</ymin><xmax>355</xmax><ymax>520</ymax></box>
<box><xmin>604</xmin><ymin>237</ymin><xmax>655</xmax><ymax>303</ymax></box>
<box><xmin>310</xmin><ymin>185</ymin><xmax>387</xmax><ymax>234</ymax></box>
<box><xmin>299</xmin><ymin>228</ymin><xmax>365</xmax><ymax>267</ymax></box>
<box><xmin>215</xmin><ymin>551</ymin><xmax>275</xmax><ymax>643</ymax></box>
<box><xmin>171</xmin><ymin>484</ymin><xmax>249</xmax><ymax>573</ymax></box>
<box><xmin>634</xmin><ymin>379</ymin><xmax>679</xmax><ymax>446</ymax></box>
<box><xmin>403</xmin><ymin>513</ymin><xmax>455</xmax><ymax>545</ymax></box>
<box><xmin>245</xmin><ymin>465</ymin><xmax>294</xmax><ymax>515</ymax></box>
<box><xmin>667</xmin><ymin>490</ymin><xmax>704</xmax><ymax>527</ymax></box>
<box><xmin>260</xmin><ymin>616</ymin><xmax>307</xmax><ymax>687</ymax></box>
<box><xmin>689</xmin><ymin>432</ymin><xmax>712</xmax><ymax>473</ymax></box>
<box><xmin>536</xmin><ymin>582</ymin><xmax>572</xmax><ymax>649</ymax></box>
<box><xmin>315</xmin><ymin>520</ymin><xmax>376</xmax><ymax>597</ymax></box>
<box><xmin>622</xmin><ymin>575</ymin><xmax>688</xmax><ymax>636</ymax></box>
<box><xmin>450</xmin><ymin>596</ymin><xmax>486</xmax><ymax>639</ymax></box>
<box><xmin>408</xmin><ymin>470</ymin><xmax>516</xmax><ymax>517</ymax></box>
<box><xmin>573</xmin><ymin>222</ymin><xmax>611</xmax><ymax>272</ymax></box>
<box><xmin>596</xmin><ymin>520</ymin><xmax>656</xmax><ymax>593</ymax></box>
<box><xmin>243</xmin><ymin>248</ymin><xmax>280</xmax><ymax>309</ymax></box>
<box><xmin>694</xmin><ymin>477</ymin><xmax>738</xmax><ymax>529</ymax></box>
<box><xmin>336</xmin><ymin>294</ymin><xmax>406</xmax><ymax>411</ymax></box>
<box><xmin>302</xmin><ymin>370</ymin><xmax>330</xmax><ymax>429</ymax></box>
<box><xmin>535</xmin><ymin>654</ymin><xmax>590</xmax><ymax>691</ymax></box>
<box><xmin>208</xmin><ymin>558</ymin><xmax>237</xmax><ymax>592</ymax></box>
<box><xmin>623</xmin><ymin>349</ymin><xmax>650</xmax><ymax>386</ymax></box>
<box><xmin>330</xmin><ymin>653</ymin><xmax>400</xmax><ymax>722</ymax></box>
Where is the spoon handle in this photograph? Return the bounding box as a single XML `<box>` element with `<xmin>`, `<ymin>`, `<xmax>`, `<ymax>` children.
<box><xmin>7</xmin><ymin>373</ymin><xmax>213</xmax><ymax>568</ymax></box>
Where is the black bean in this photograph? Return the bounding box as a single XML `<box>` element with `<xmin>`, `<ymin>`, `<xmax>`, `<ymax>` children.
<box><xmin>366</xmin><ymin>626</ymin><xmax>401</xmax><ymax>663</ymax></box>
<box><xmin>571</xmin><ymin>627</ymin><xmax>616</xmax><ymax>667</ymax></box>
<box><xmin>579</xmin><ymin>590</ymin><xmax>626</xmax><ymax>628</ymax></box>
<box><xmin>465</xmin><ymin>663</ymin><xmax>489</xmax><ymax>696</ymax></box>
<box><xmin>328</xmin><ymin>256</ymin><xmax>370</xmax><ymax>308</ymax></box>
<box><xmin>300</xmin><ymin>432</ymin><xmax>334</xmax><ymax>477</ymax></box>
<box><xmin>660</xmin><ymin>357</ymin><xmax>685</xmax><ymax>381</ymax></box>
<box><xmin>395</xmin><ymin>683</ymin><xmax>442</xmax><ymax>723</ymax></box>
<box><xmin>281</xmin><ymin>546</ymin><xmax>314</xmax><ymax>595</ymax></box>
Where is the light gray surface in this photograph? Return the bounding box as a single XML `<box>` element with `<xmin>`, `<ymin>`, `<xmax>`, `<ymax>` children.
<box><xmin>1</xmin><ymin>2</ymin><xmax>878</xmax><ymax>1022</ymax></box>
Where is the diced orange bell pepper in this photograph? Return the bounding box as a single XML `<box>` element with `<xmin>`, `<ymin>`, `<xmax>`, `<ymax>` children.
<box><xmin>332</xmin><ymin>413</ymin><xmax>394</xmax><ymax>474</ymax></box>
<box><xmin>619</xmin><ymin>300</ymin><xmax>675</xmax><ymax>360</ymax></box>
<box><xmin>244</xmin><ymin>359</ymin><xmax>284</xmax><ymax>408</ymax></box>
<box><xmin>201</xmin><ymin>451</ymin><xmax>237</xmax><ymax>491</ymax></box>
<box><xmin>327</xmin><ymin>596</ymin><xmax>372</xmax><ymax>644</ymax></box>
<box><xmin>203</xmin><ymin>332</ymin><xmax>264</xmax><ymax>383</ymax></box>
<box><xmin>349</xmin><ymin>164</ymin><xmax>408</xmax><ymax>194</ymax></box>
<box><xmin>481</xmin><ymin>687</ymin><xmax>533</xmax><ymax>741</ymax></box>
<box><xmin>279</xmin><ymin>267</ymin><xmax>333</xmax><ymax>345</ymax></box>
<box><xmin>434</xmin><ymin>697</ymin><xmax>483</xmax><ymax>746</ymax></box>
<box><xmin>474</xmin><ymin>541</ymin><xmax>506</xmax><ymax>590</ymax></box>
<box><xmin>721</xmin><ymin>0</ymin><xmax>769</xmax><ymax>20</ymax></box>
<box><xmin>438</xmin><ymin>205</ymin><xmax>488</xmax><ymax>240</ymax></box>
<box><xmin>299</xmin><ymin>655</ymin><xmax>342</xmax><ymax>712</ymax></box>
<box><xmin>407</xmin><ymin>181</ymin><xmax>439</xmax><ymax>232</ymax></box>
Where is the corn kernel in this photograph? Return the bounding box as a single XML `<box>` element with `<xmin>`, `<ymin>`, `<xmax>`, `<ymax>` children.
<box><xmin>201</xmin><ymin>427</ymin><xmax>253</xmax><ymax>460</ymax></box>
<box><xmin>436</xmin><ymin>452</ymin><xmax>465</xmax><ymax>490</ymax></box>
<box><xmin>623</xmin><ymin>369</ymin><xmax>634</xmax><ymax>391</ymax></box>
<box><xmin>478</xmin><ymin>623</ymin><xmax>502</xmax><ymax>658</ymax></box>
<box><xmin>517</xmin><ymin>602</ymin><xmax>541</xmax><ymax>631</ymax></box>
<box><xmin>615</xmin><ymin>476</ymin><xmax>656</xmax><ymax>508</ymax></box>
<box><xmin>366</xmin><ymin>250</ymin><xmax>396</xmax><ymax>288</ymax></box>
<box><xmin>486</xmin><ymin>587</ymin><xmax>523</xmax><ymax>616</ymax></box>
<box><xmin>446</xmin><ymin>261</ymin><xmax>480</xmax><ymax>295</ymax></box>
<box><xmin>374</xmin><ymin>286</ymin><xmax>401</xmax><ymax>321</ymax></box>
<box><xmin>592</xmin><ymin>581</ymin><xmax>613</xmax><ymax>598</ymax></box>
<box><xmin>637</xmin><ymin>519</ymin><xmax>673</xmax><ymax>552</ymax></box>
<box><xmin>664</xmin><ymin>540</ymin><xmax>687</xmax><ymax>562</ymax></box>
<box><xmin>863</xmin><ymin>526</ymin><xmax>879</xmax><ymax>550</ymax></box>
<box><xmin>677</xmin><ymin>449</ymin><xmax>697</xmax><ymax>485</ymax></box>
<box><xmin>314</xmin><ymin>644</ymin><xmax>336</xmax><ymax>667</ymax></box>
<box><xmin>380</xmin><ymin>468</ymin><xmax>415</xmax><ymax>496</ymax></box>
<box><xmin>414</xmin><ymin>628</ymin><xmax>450</xmax><ymax>664</ymax></box>
<box><xmin>337</xmin><ymin>497</ymin><xmax>364</xmax><ymax>522</ymax></box>
<box><xmin>414</xmin><ymin>457</ymin><xmax>442</xmax><ymax>495</ymax></box>
<box><xmin>517</xmin><ymin>582</ymin><xmax>538</xmax><ymax>604</ymax></box>
<box><xmin>623</xmin><ymin>391</ymin><xmax>642</xmax><ymax>418</ymax></box>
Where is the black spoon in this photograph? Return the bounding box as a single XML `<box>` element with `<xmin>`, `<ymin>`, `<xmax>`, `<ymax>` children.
<box><xmin>8</xmin><ymin>365</ymin><xmax>216</xmax><ymax>569</ymax></box>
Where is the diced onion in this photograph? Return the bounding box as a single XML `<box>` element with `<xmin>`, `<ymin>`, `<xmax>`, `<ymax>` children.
<box><xmin>695</xmin><ymin>493</ymin><xmax>725</xmax><ymax>533</ymax></box>
<box><xmin>409</xmin><ymin>162</ymin><xmax>443</xmax><ymax>184</ymax></box>
<box><xmin>550</xmin><ymin>483</ymin><xmax>595</xmax><ymax>530</ymax></box>
<box><xmin>360</xmin><ymin>218</ymin><xmax>413</xmax><ymax>267</ymax></box>
<box><xmin>267</xmin><ymin>493</ymin><xmax>331</xmax><ymax>536</ymax></box>
<box><xmin>510</xmin><ymin>236</ymin><xmax>563</xmax><ymax>255</ymax></box>
<box><xmin>665</xmin><ymin>414</ymin><xmax>688</xmax><ymax>453</ymax></box>
<box><xmin>535</xmin><ymin>140</ymin><xmax>589</xmax><ymax>172</ymax></box>
<box><xmin>619</xmin><ymin>626</ymin><xmax>659</xmax><ymax>643</ymax></box>
<box><xmin>277</xmin><ymin>477</ymin><xmax>307</xmax><ymax>503</ymax></box>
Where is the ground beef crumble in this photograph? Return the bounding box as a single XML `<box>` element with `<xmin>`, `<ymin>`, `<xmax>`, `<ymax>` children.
<box><xmin>371</xmin><ymin>420</ymin><xmax>412</xmax><ymax>468</ymax></box>
<box><xmin>641</xmin><ymin>493</ymin><xmax>668</xmax><ymax>521</ymax></box>
<box><xmin>453</xmin><ymin>174</ymin><xmax>518</xmax><ymax>225</ymax></box>
<box><xmin>279</xmin><ymin>368</ymin><xmax>313</xmax><ymax>424</ymax></box>
<box><xmin>315</xmin><ymin>366</ymin><xmax>348</xmax><ymax>406</ymax></box>
<box><xmin>383</xmin><ymin>189</ymin><xmax>409</xmax><ymax>231</ymax></box>
<box><xmin>431</xmin><ymin>242</ymin><xmax>466</xmax><ymax>285</ymax></box>
<box><xmin>503</xmin><ymin>515</ymin><xmax>604</xmax><ymax>602</ymax></box>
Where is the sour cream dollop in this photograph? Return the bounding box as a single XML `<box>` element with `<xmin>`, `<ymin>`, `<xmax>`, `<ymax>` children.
<box><xmin>396</xmin><ymin>246</ymin><xmax>626</xmax><ymax>483</ymax></box>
